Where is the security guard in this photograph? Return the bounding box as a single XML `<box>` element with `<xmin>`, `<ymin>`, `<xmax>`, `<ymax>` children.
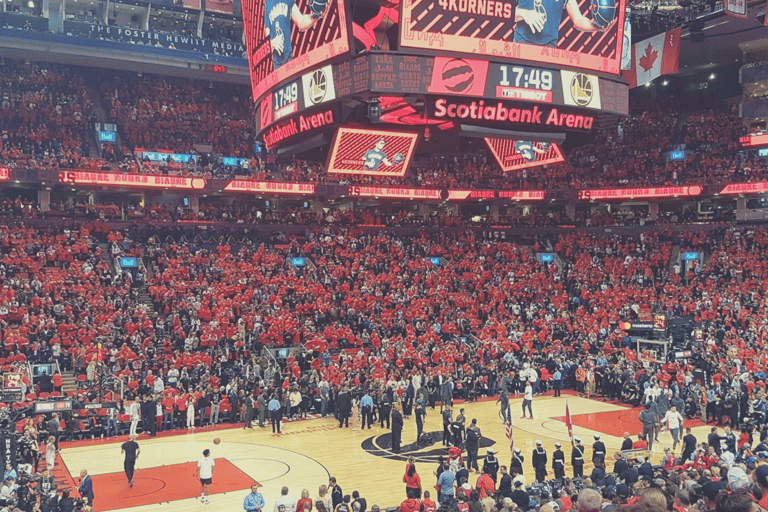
<box><xmin>592</xmin><ymin>434</ymin><xmax>606</xmax><ymax>463</ymax></box>
<box><xmin>532</xmin><ymin>440</ymin><xmax>548</xmax><ymax>483</ymax></box>
<box><xmin>552</xmin><ymin>442</ymin><xmax>565</xmax><ymax>480</ymax></box>
<box><xmin>510</xmin><ymin>447</ymin><xmax>524</xmax><ymax>476</ymax></box>
<box><xmin>572</xmin><ymin>437</ymin><xmax>585</xmax><ymax>478</ymax></box>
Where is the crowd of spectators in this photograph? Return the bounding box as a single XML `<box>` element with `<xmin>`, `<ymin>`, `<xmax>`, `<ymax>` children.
<box><xmin>0</xmin><ymin>218</ymin><xmax>768</xmax><ymax>510</ymax></box>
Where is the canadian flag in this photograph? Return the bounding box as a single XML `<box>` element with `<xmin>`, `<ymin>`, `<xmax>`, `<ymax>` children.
<box><xmin>623</xmin><ymin>27</ymin><xmax>682</xmax><ymax>88</ymax></box>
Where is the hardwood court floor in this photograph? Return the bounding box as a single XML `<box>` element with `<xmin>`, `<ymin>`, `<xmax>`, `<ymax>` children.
<box><xmin>58</xmin><ymin>395</ymin><xmax>712</xmax><ymax>512</ymax></box>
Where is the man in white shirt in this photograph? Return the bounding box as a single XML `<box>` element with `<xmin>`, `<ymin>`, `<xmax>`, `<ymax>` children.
<box><xmin>663</xmin><ymin>406</ymin><xmax>684</xmax><ymax>451</ymax></box>
<box><xmin>273</xmin><ymin>486</ymin><xmax>297</xmax><ymax>512</ymax></box>
<box><xmin>196</xmin><ymin>449</ymin><xmax>215</xmax><ymax>504</ymax></box>
<box><xmin>128</xmin><ymin>397</ymin><xmax>141</xmax><ymax>436</ymax></box>
<box><xmin>521</xmin><ymin>381</ymin><xmax>533</xmax><ymax>419</ymax></box>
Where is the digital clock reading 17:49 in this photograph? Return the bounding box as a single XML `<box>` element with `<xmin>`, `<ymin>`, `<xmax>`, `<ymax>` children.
<box><xmin>487</xmin><ymin>64</ymin><xmax>560</xmax><ymax>103</ymax></box>
<box><xmin>273</xmin><ymin>81</ymin><xmax>299</xmax><ymax>119</ymax></box>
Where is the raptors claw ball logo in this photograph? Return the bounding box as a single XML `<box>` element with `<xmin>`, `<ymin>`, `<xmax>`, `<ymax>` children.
<box><xmin>441</xmin><ymin>59</ymin><xmax>475</xmax><ymax>93</ymax></box>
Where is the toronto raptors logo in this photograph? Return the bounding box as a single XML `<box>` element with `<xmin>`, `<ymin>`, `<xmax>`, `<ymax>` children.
<box><xmin>361</xmin><ymin>431</ymin><xmax>497</xmax><ymax>463</ymax></box>
<box><xmin>441</xmin><ymin>59</ymin><xmax>476</xmax><ymax>94</ymax></box>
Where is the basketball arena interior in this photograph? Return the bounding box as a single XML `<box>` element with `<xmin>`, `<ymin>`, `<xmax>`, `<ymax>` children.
<box><xmin>0</xmin><ymin>0</ymin><xmax>767</xmax><ymax>511</ymax></box>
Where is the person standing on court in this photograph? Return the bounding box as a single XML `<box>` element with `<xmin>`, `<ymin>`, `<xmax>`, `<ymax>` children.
<box><xmin>510</xmin><ymin>448</ymin><xmax>524</xmax><ymax>477</ymax></box>
<box><xmin>128</xmin><ymin>396</ymin><xmax>141</xmax><ymax>437</ymax></box>
<box><xmin>521</xmin><ymin>380</ymin><xmax>533</xmax><ymax>419</ymax></box>
<box><xmin>269</xmin><ymin>394</ymin><xmax>282</xmax><ymax>434</ymax></box>
<box><xmin>360</xmin><ymin>391</ymin><xmax>374</xmax><ymax>430</ymax></box>
<box><xmin>592</xmin><ymin>435</ymin><xmax>606</xmax><ymax>463</ymax></box>
<box><xmin>552</xmin><ymin>442</ymin><xmax>565</xmax><ymax>480</ymax></box>
<box><xmin>571</xmin><ymin>437</ymin><xmax>585</xmax><ymax>478</ymax></box>
<box><xmin>244</xmin><ymin>483</ymin><xmax>266</xmax><ymax>512</ymax></box>
<box><xmin>391</xmin><ymin>404</ymin><xmax>404</xmax><ymax>453</ymax></box>
<box><xmin>78</xmin><ymin>469</ymin><xmax>94</xmax><ymax>509</ymax></box>
<box><xmin>121</xmin><ymin>434</ymin><xmax>140</xmax><ymax>487</ymax></box>
<box><xmin>47</xmin><ymin>413</ymin><xmax>61</xmax><ymax>451</ymax></box>
<box><xmin>380</xmin><ymin>392</ymin><xmax>392</xmax><ymax>429</ymax></box>
<box><xmin>337</xmin><ymin>387</ymin><xmax>353</xmax><ymax>428</ymax></box>
<box><xmin>465</xmin><ymin>419</ymin><xmax>481</xmax><ymax>472</ymax></box>
<box><xmin>638</xmin><ymin>403</ymin><xmax>658</xmax><ymax>452</ymax></box>
<box><xmin>258</xmin><ymin>392</ymin><xmax>268</xmax><ymax>428</ymax></box>
<box><xmin>441</xmin><ymin>405</ymin><xmax>452</xmax><ymax>446</ymax></box>
<box><xmin>414</xmin><ymin>399</ymin><xmax>426</xmax><ymax>442</ymax></box>
<box><xmin>329</xmin><ymin>477</ymin><xmax>343</xmax><ymax>510</ymax></box>
<box><xmin>497</xmin><ymin>389</ymin><xmax>510</xmax><ymax>423</ymax></box>
<box><xmin>553</xmin><ymin>368</ymin><xmax>562</xmax><ymax>397</ymax></box>
<box><xmin>681</xmin><ymin>427</ymin><xmax>697</xmax><ymax>462</ymax></box>
<box><xmin>532</xmin><ymin>440</ymin><xmax>547</xmax><ymax>483</ymax></box>
<box><xmin>243</xmin><ymin>392</ymin><xmax>256</xmax><ymax>430</ymax></box>
<box><xmin>662</xmin><ymin>406</ymin><xmax>684</xmax><ymax>451</ymax></box>
<box><xmin>196</xmin><ymin>448</ymin><xmax>215</xmax><ymax>504</ymax></box>
<box><xmin>483</xmin><ymin>447</ymin><xmax>499</xmax><ymax>482</ymax></box>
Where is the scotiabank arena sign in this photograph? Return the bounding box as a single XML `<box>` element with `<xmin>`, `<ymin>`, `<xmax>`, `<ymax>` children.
<box><xmin>427</xmin><ymin>97</ymin><xmax>596</xmax><ymax>132</ymax></box>
<box><xmin>260</xmin><ymin>104</ymin><xmax>339</xmax><ymax>151</ymax></box>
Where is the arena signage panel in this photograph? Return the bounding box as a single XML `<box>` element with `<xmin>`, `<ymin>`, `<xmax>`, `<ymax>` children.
<box><xmin>400</xmin><ymin>0</ymin><xmax>626</xmax><ymax>74</ymax></box>
<box><xmin>327</xmin><ymin>127</ymin><xmax>419</xmax><ymax>177</ymax></box>
<box><xmin>224</xmin><ymin>181</ymin><xmax>316</xmax><ymax>194</ymax></box>
<box><xmin>719</xmin><ymin>182</ymin><xmax>768</xmax><ymax>195</ymax></box>
<box><xmin>498</xmin><ymin>190</ymin><xmax>546</xmax><ymax>200</ymax></box>
<box><xmin>0</xmin><ymin>167</ymin><xmax>9</xmax><ymax>181</ymax></box>
<box><xmin>447</xmin><ymin>190</ymin><xmax>497</xmax><ymax>200</ymax></box>
<box><xmin>485</xmin><ymin>138</ymin><xmax>565</xmax><ymax>171</ymax></box>
<box><xmin>428</xmin><ymin>97</ymin><xmax>597</xmax><ymax>132</ymax></box>
<box><xmin>59</xmin><ymin>171</ymin><xmax>206</xmax><ymax>190</ymax></box>
<box><xmin>348</xmin><ymin>185</ymin><xmax>443</xmax><ymax>199</ymax></box>
<box><xmin>242</xmin><ymin>0</ymin><xmax>350</xmax><ymax>104</ymax></box>
<box><xmin>577</xmin><ymin>185</ymin><xmax>702</xmax><ymax>200</ymax></box>
<box><xmin>261</xmin><ymin>104</ymin><xmax>339</xmax><ymax>150</ymax></box>
<box><xmin>740</xmin><ymin>134</ymin><xmax>768</xmax><ymax>148</ymax></box>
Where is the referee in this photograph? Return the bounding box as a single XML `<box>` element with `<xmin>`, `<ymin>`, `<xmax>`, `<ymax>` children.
<box><xmin>243</xmin><ymin>483</ymin><xmax>265</xmax><ymax>512</ymax></box>
<box><xmin>268</xmin><ymin>394</ymin><xmax>282</xmax><ymax>434</ymax></box>
<box><xmin>360</xmin><ymin>391</ymin><xmax>374</xmax><ymax>429</ymax></box>
<box><xmin>121</xmin><ymin>434</ymin><xmax>140</xmax><ymax>487</ymax></box>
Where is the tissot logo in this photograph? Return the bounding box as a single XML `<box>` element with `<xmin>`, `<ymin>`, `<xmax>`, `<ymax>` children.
<box><xmin>362</xmin><ymin>430</ymin><xmax>496</xmax><ymax>463</ymax></box>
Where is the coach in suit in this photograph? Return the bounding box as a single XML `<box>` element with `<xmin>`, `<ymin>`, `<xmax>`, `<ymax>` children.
<box><xmin>391</xmin><ymin>405</ymin><xmax>404</xmax><ymax>453</ymax></box>
<box><xmin>78</xmin><ymin>469</ymin><xmax>94</xmax><ymax>508</ymax></box>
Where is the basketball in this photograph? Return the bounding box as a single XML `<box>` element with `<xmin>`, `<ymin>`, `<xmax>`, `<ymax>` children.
<box><xmin>392</xmin><ymin>153</ymin><xmax>404</xmax><ymax>165</ymax></box>
<box><xmin>591</xmin><ymin>0</ymin><xmax>617</xmax><ymax>29</ymax></box>
<box><xmin>213</xmin><ymin>438</ymin><xmax>220</xmax><ymax>445</ymax></box>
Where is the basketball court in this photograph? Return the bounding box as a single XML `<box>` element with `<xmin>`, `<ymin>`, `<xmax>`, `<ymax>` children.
<box><xmin>55</xmin><ymin>393</ymin><xmax>712</xmax><ymax>512</ymax></box>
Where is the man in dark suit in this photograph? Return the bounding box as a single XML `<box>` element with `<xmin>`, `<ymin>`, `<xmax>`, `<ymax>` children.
<box><xmin>391</xmin><ymin>404</ymin><xmax>404</xmax><ymax>453</ymax></box>
<box><xmin>47</xmin><ymin>413</ymin><xmax>61</xmax><ymax>451</ymax></box>
<box><xmin>337</xmin><ymin>387</ymin><xmax>353</xmax><ymax>428</ymax></box>
<box><xmin>78</xmin><ymin>469</ymin><xmax>94</xmax><ymax>508</ymax></box>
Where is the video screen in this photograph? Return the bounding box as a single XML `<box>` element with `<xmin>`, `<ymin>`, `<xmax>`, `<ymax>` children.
<box><xmin>399</xmin><ymin>0</ymin><xmax>626</xmax><ymax>74</ymax></box>
<box><xmin>485</xmin><ymin>138</ymin><xmax>565</xmax><ymax>172</ymax></box>
<box><xmin>34</xmin><ymin>365</ymin><xmax>54</xmax><ymax>376</ymax></box>
<box><xmin>326</xmin><ymin>127</ymin><xmax>419</xmax><ymax>177</ymax></box>
<box><xmin>242</xmin><ymin>0</ymin><xmax>350</xmax><ymax>104</ymax></box>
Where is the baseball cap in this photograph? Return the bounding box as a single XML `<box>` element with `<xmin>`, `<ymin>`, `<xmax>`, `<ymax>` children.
<box><xmin>702</xmin><ymin>480</ymin><xmax>727</xmax><ymax>501</ymax></box>
<box><xmin>727</xmin><ymin>467</ymin><xmax>750</xmax><ymax>492</ymax></box>
<box><xmin>755</xmin><ymin>465</ymin><xmax>768</xmax><ymax>488</ymax></box>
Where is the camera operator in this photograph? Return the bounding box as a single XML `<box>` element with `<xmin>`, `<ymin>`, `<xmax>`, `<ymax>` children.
<box><xmin>57</xmin><ymin>489</ymin><xmax>76</xmax><ymax>512</ymax></box>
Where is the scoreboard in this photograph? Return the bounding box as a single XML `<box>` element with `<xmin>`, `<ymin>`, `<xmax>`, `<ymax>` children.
<box><xmin>245</xmin><ymin>0</ymin><xmax>629</xmax><ymax>159</ymax></box>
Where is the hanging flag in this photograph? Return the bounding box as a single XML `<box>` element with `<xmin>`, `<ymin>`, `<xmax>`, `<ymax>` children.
<box><xmin>621</xmin><ymin>9</ymin><xmax>632</xmax><ymax>71</ymax></box>
<box><xmin>505</xmin><ymin>417</ymin><xmax>514</xmax><ymax>452</ymax></box>
<box><xmin>623</xmin><ymin>27</ymin><xmax>682</xmax><ymax>88</ymax></box>
<box><xmin>725</xmin><ymin>0</ymin><xmax>747</xmax><ymax>18</ymax></box>
<box><xmin>565</xmin><ymin>401</ymin><xmax>574</xmax><ymax>445</ymax></box>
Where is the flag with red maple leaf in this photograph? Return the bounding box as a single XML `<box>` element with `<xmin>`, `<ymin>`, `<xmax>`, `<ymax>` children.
<box><xmin>622</xmin><ymin>27</ymin><xmax>681</xmax><ymax>88</ymax></box>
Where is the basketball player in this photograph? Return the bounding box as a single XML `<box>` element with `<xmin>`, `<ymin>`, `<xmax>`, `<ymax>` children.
<box><xmin>514</xmin><ymin>0</ymin><xmax>614</xmax><ymax>48</ymax></box>
<box><xmin>121</xmin><ymin>435</ymin><xmax>140</xmax><ymax>487</ymax></box>
<box><xmin>362</xmin><ymin>139</ymin><xmax>394</xmax><ymax>170</ymax></box>
<box><xmin>265</xmin><ymin>0</ymin><xmax>322</xmax><ymax>69</ymax></box>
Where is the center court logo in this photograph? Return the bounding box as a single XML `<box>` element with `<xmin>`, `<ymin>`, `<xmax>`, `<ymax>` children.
<box><xmin>361</xmin><ymin>430</ymin><xmax>496</xmax><ymax>463</ymax></box>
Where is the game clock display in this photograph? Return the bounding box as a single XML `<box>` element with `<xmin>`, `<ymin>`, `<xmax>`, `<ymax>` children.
<box><xmin>486</xmin><ymin>64</ymin><xmax>563</xmax><ymax>104</ymax></box>
<box><xmin>273</xmin><ymin>81</ymin><xmax>300</xmax><ymax>120</ymax></box>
